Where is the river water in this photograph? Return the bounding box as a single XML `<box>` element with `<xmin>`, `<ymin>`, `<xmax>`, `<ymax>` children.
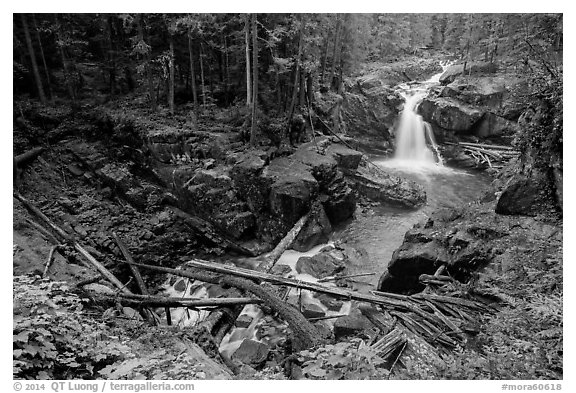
<box><xmin>161</xmin><ymin>61</ymin><xmax>493</xmax><ymax>359</ymax></box>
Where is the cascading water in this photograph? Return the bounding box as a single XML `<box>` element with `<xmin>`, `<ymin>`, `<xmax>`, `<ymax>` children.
<box><xmin>391</xmin><ymin>62</ymin><xmax>451</xmax><ymax>168</ymax></box>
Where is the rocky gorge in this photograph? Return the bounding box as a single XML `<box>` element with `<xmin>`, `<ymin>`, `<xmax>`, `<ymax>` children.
<box><xmin>13</xmin><ymin>52</ymin><xmax>562</xmax><ymax>380</ymax></box>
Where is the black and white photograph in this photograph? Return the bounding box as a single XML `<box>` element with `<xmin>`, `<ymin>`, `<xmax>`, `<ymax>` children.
<box><xmin>11</xmin><ymin>6</ymin><xmax>565</xmax><ymax>386</ymax></box>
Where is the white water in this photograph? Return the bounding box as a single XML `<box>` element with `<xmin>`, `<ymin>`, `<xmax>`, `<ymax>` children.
<box><xmin>159</xmin><ymin>241</ymin><xmax>353</xmax><ymax>361</ymax></box>
<box><xmin>389</xmin><ymin>62</ymin><xmax>451</xmax><ymax>172</ymax></box>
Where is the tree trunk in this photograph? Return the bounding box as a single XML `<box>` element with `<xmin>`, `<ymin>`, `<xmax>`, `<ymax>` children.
<box><xmin>306</xmin><ymin>72</ymin><xmax>313</xmax><ymax>105</ymax></box>
<box><xmin>32</xmin><ymin>14</ymin><xmax>53</xmax><ymax>102</ymax></box>
<box><xmin>54</xmin><ymin>15</ymin><xmax>76</xmax><ymax>103</ymax></box>
<box><xmin>250</xmin><ymin>13</ymin><xmax>258</xmax><ymax>146</ymax></box>
<box><xmin>299</xmin><ymin>69</ymin><xmax>306</xmax><ymax>107</ymax></box>
<box><xmin>245</xmin><ymin>14</ymin><xmax>252</xmax><ymax>107</ymax></box>
<box><xmin>187</xmin><ymin>30</ymin><xmax>198</xmax><ymax>108</ymax></box>
<box><xmin>287</xmin><ymin>15</ymin><xmax>305</xmax><ymax>131</ymax></box>
<box><xmin>168</xmin><ymin>35</ymin><xmax>175</xmax><ymax>114</ymax></box>
<box><xmin>137</xmin><ymin>14</ymin><xmax>156</xmax><ymax>111</ymax></box>
<box><xmin>330</xmin><ymin>14</ymin><xmax>342</xmax><ymax>91</ymax></box>
<box><xmin>106</xmin><ymin>16</ymin><xmax>116</xmax><ymax>96</ymax></box>
<box><xmin>320</xmin><ymin>24</ymin><xmax>332</xmax><ymax>85</ymax></box>
<box><xmin>224</xmin><ymin>34</ymin><xmax>230</xmax><ymax>106</ymax></box>
<box><xmin>200</xmin><ymin>43</ymin><xmax>206</xmax><ymax>106</ymax></box>
<box><xmin>21</xmin><ymin>14</ymin><xmax>46</xmax><ymax>104</ymax></box>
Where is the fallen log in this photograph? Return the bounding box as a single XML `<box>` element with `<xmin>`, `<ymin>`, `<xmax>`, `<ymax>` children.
<box><xmin>113</xmin><ymin>232</ymin><xmax>149</xmax><ymax>295</ymax></box>
<box><xmin>129</xmin><ymin>259</ymin><xmax>432</xmax><ymax>310</ymax></box>
<box><xmin>258</xmin><ymin>212</ymin><xmax>310</xmax><ymax>272</ymax></box>
<box><xmin>15</xmin><ymin>147</ymin><xmax>45</xmax><ymax>168</ymax></box>
<box><xmin>318</xmin><ymin>272</ymin><xmax>376</xmax><ymax>283</ymax></box>
<box><xmin>148</xmin><ymin>264</ymin><xmax>323</xmax><ymax>350</ymax></box>
<box><xmin>371</xmin><ymin>327</ymin><xmax>406</xmax><ymax>360</ymax></box>
<box><xmin>43</xmin><ymin>244</ymin><xmax>62</xmax><ymax>278</ymax></box>
<box><xmin>88</xmin><ymin>293</ymin><xmax>263</xmax><ymax>308</ymax></box>
<box><xmin>361</xmin><ymin>306</ymin><xmax>445</xmax><ymax>366</ymax></box>
<box><xmin>458</xmin><ymin>141</ymin><xmax>515</xmax><ymax>151</ymax></box>
<box><xmin>15</xmin><ymin>192</ymin><xmax>129</xmax><ymax>294</ymax></box>
<box><xmin>25</xmin><ymin>218</ymin><xmax>60</xmax><ymax>244</ymax></box>
<box><xmin>464</xmin><ymin>146</ymin><xmax>503</xmax><ymax>161</ymax></box>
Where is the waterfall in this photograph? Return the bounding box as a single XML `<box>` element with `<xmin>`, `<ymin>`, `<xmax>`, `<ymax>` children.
<box><xmin>393</xmin><ymin>63</ymin><xmax>450</xmax><ymax>167</ymax></box>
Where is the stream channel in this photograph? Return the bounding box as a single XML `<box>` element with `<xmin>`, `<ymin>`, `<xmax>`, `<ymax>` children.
<box><xmin>161</xmin><ymin>63</ymin><xmax>492</xmax><ymax>361</ymax></box>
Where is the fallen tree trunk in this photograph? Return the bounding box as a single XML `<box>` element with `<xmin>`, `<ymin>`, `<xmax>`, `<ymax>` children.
<box><xmin>88</xmin><ymin>293</ymin><xmax>263</xmax><ymax>308</ymax></box>
<box><xmin>258</xmin><ymin>212</ymin><xmax>310</xmax><ymax>272</ymax></box>
<box><xmin>125</xmin><ymin>260</ymin><xmax>325</xmax><ymax>350</ymax></box>
<box><xmin>43</xmin><ymin>244</ymin><xmax>61</xmax><ymax>278</ymax></box>
<box><xmin>14</xmin><ymin>192</ymin><xmax>162</xmax><ymax>325</ymax></box>
<box><xmin>458</xmin><ymin>141</ymin><xmax>515</xmax><ymax>151</ymax></box>
<box><xmin>15</xmin><ymin>147</ymin><xmax>45</xmax><ymax>167</ymax></box>
<box><xmin>113</xmin><ymin>232</ymin><xmax>149</xmax><ymax>295</ymax></box>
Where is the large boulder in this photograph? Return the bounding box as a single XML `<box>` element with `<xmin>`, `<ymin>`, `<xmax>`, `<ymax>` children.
<box><xmin>340</xmin><ymin>82</ymin><xmax>401</xmax><ymax>153</ymax></box>
<box><xmin>495</xmin><ymin>173</ymin><xmax>556</xmax><ymax>216</ymax></box>
<box><xmin>263</xmin><ymin>157</ymin><xmax>319</xmax><ymax>224</ymax></box>
<box><xmin>472</xmin><ymin>112</ymin><xmax>520</xmax><ymax>138</ymax></box>
<box><xmin>325</xmin><ymin>144</ymin><xmax>364</xmax><ymax>172</ymax></box>
<box><xmin>292</xmin><ymin>147</ymin><xmax>357</xmax><ymax>224</ymax></box>
<box><xmin>439</xmin><ymin>79</ymin><xmax>506</xmax><ymax>108</ymax></box>
<box><xmin>230</xmin><ymin>146</ymin><xmax>356</xmax><ymax>244</ymax></box>
<box><xmin>418</xmin><ymin>97</ymin><xmax>483</xmax><ymax>132</ymax></box>
<box><xmin>439</xmin><ymin>62</ymin><xmax>498</xmax><ymax>85</ymax></box>
<box><xmin>347</xmin><ymin>164</ymin><xmax>426</xmax><ymax>209</ymax></box>
<box><xmin>296</xmin><ymin>252</ymin><xmax>345</xmax><ymax>279</ymax></box>
<box><xmin>232</xmin><ymin>339</ymin><xmax>270</xmax><ymax>367</ymax></box>
<box><xmin>333</xmin><ymin>309</ymin><xmax>373</xmax><ymax>340</ymax></box>
<box><xmin>292</xmin><ymin>202</ymin><xmax>332</xmax><ymax>252</ymax></box>
<box><xmin>378</xmin><ymin>207</ymin><xmax>501</xmax><ymax>294</ymax></box>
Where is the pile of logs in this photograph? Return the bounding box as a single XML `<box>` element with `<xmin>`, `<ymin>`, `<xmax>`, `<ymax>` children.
<box><xmin>446</xmin><ymin>141</ymin><xmax>520</xmax><ymax>169</ymax></box>
<box><xmin>15</xmin><ymin>190</ymin><xmax>496</xmax><ymax>372</ymax></box>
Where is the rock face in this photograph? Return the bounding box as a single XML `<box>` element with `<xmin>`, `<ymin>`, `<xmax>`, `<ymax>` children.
<box><xmin>419</xmin><ymin>97</ymin><xmax>483</xmax><ymax>133</ymax></box>
<box><xmin>495</xmin><ymin>171</ymin><xmax>556</xmax><ymax>216</ymax></box>
<box><xmin>378</xmin><ymin>207</ymin><xmax>503</xmax><ymax>294</ymax></box>
<box><xmin>439</xmin><ymin>61</ymin><xmax>498</xmax><ymax>85</ymax></box>
<box><xmin>147</xmin><ymin>128</ymin><xmax>242</xmax><ymax>163</ymax></box>
<box><xmin>315</xmin><ymin>59</ymin><xmax>441</xmax><ymax>153</ymax></box>
<box><xmin>340</xmin><ymin>79</ymin><xmax>402</xmax><ymax>153</ymax></box>
<box><xmin>292</xmin><ymin>202</ymin><xmax>332</xmax><ymax>252</ymax></box>
<box><xmin>347</xmin><ymin>163</ymin><xmax>427</xmax><ymax>208</ymax></box>
<box><xmin>169</xmin><ymin>167</ymin><xmax>255</xmax><ymax>239</ymax></box>
<box><xmin>230</xmin><ymin>144</ymin><xmax>356</xmax><ymax>245</ymax></box>
<box><xmin>419</xmin><ymin>72</ymin><xmax>527</xmax><ymax>141</ymax></box>
<box><xmin>378</xmin><ymin>199</ymin><xmax>563</xmax><ymax>295</ymax></box>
